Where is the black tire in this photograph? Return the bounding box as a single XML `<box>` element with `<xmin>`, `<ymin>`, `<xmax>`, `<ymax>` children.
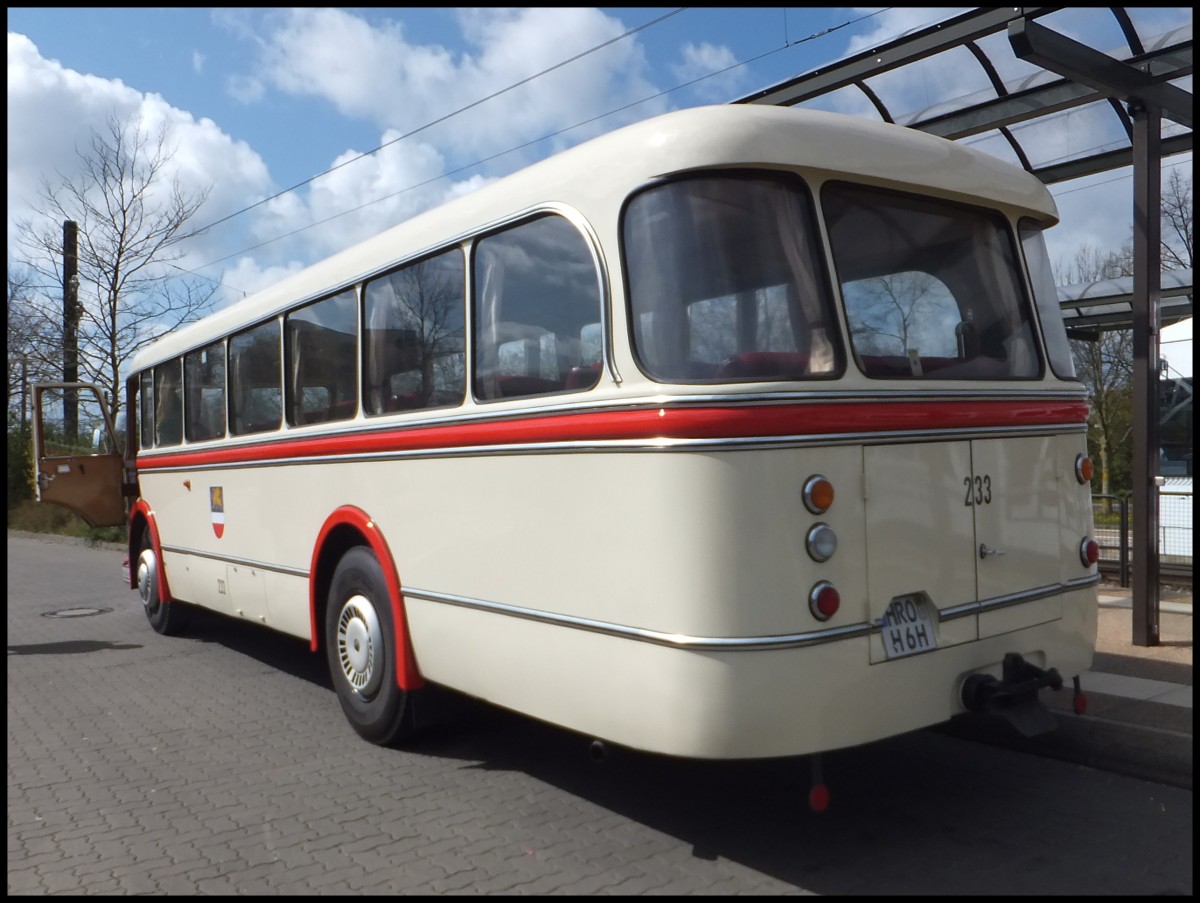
<box><xmin>325</xmin><ymin>546</ymin><xmax>416</xmax><ymax>745</ymax></box>
<box><xmin>135</xmin><ymin>531</ymin><xmax>187</xmax><ymax>636</ymax></box>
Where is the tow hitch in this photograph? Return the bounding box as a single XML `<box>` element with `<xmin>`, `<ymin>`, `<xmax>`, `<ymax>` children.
<box><xmin>960</xmin><ymin>653</ymin><xmax>1063</xmax><ymax>737</ymax></box>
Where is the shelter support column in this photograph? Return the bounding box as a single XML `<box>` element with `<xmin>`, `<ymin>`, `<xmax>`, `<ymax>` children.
<box><xmin>1129</xmin><ymin>100</ymin><xmax>1161</xmax><ymax>647</ymax></box>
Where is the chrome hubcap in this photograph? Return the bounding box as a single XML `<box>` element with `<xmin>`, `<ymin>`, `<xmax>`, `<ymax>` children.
<box><xmin>137</xmin><ymin>549</ymin><xmax>157</xmax><ymax>611</ymax></box>
<box><xmin>336</xmin><ymin>594</ymin><xmax>383</xmax><ymax>698</ymax></box>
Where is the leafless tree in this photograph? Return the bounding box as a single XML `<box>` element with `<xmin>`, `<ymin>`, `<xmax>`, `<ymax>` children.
<box><xmin>1063</xmin><ymin>245</ymin><xmax>1134</xmax><ymax>500</ymax></box>
<box><xmin>1060</xmin><ymin>170</ymin><xmax>1192</xmax><ymax>495</ymax></box>
<box><xmin>7</xmin><ymin>267</ymin><xmax>62</xmax><ymax>426</ymax></box>
<box><xmin>1160</xmin><ymin>168</ymin><xmax>1193</xmax><ymax>272</ymax></box>
<box><xmin>13</xmin><ymin>114</ymin><xmax>216</xmax><ymax>422</ymax></box>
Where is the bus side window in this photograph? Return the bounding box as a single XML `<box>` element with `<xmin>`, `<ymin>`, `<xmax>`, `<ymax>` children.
<box><xmin>184</xmin><ymin>340</ymin><xmax>227</xmax><ymax>441</ymax></box>
<box><xmin>153</xmin><ymin>360</ymin><xmax>183</xmax><ymax>447</ymax></box>
<box><xmin>363</xmin><ymin>248</ymin><xmax>466</xmax><ymax>415</ymax></box>
<box><xmin>473</xmin><ymin>214</ymin><xmax>602</xmax><ymax>401</ymax></box>
<box><xmin>285</xmin><ymin>288</ymin><xmax>358</xmax><ymax>426</ymax></box>
<box><xmin>230</xmin><ymin>319</ymin><xmax>282</xmax><ymax>435</ymax></box>
<box><xmin>139</xmin><ymin>370</ymin><xmax>154</xmax><ymax>449</ymax></box>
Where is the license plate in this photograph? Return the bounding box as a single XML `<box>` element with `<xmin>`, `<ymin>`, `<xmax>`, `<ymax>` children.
<box><xmin>880</xmin><ymin>595</ymin><xmax>939</xmax><ymax>659</ymax></box>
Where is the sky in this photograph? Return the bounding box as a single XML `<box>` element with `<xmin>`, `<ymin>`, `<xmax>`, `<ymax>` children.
<box><xmin>6</xmin><ymin>7</ymin><xmax>1194</xmax><ymax>315</ymax></box>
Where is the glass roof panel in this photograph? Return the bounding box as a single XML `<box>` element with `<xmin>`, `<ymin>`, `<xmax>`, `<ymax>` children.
<box><xmin>1004</xmin><ymin>100</ymin><xmax>1133</xmax><ymax>171</ymax></box>
<box><xmin>1123</xmin><ymin>8</ymin><xmax>1194</xmax><ymax>50</ymax></box>
<box><xmin>795</xmin><ymin>84</ymin><xmax>882</xmax><ymax>121</ymax></box>
<box><xmin>956</xmin><ymin>130</ymin><xmax>1025</xmax><ymax>169</ymax></box>
<box><xmin>971</xmin><ymin>29</ymin><xmax>1046</xmax><ymax>85</ymax></box>
<box><xmin>856</xmin><ymin>45</ymin><xmax>996</xmax><ymax>125</ymax></box>
<box><xmin>1037</xmin><ymin>8</ymin><xmax>1136</xmax><ymax>58</ymax></box>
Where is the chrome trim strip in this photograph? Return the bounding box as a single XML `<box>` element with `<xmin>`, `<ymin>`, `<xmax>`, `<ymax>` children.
<box><xmin>140</xmin><ymin>422</ymin><xmax>1086</xmax><ymax>473</ymax></box>
<box><xmin>402</xmin><ymin>586</ymin><xmax>874</xmax><ymax>651</ymax></box>
<box><xmin>160</xmin><ymin>545</ymin><xmax>310</xmax><ymax>578</ymax></box>
<box><xmin>938</xmin><ymin>574</ymin><xmax>1101</xmax><ymax>621</ymax></box>
<box><xmin>403</xmin><ymin>576</ymin><xmax>1100</xmax><ymax>652</ymax></box>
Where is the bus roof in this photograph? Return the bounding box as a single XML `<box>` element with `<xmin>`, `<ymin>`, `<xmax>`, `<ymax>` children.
<box><xmin>130</xmin><ymin>103</ymin><xmax>1058</xmax><ymax>373</ymax></box>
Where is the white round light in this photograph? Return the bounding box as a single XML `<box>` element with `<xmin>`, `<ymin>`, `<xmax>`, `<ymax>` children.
<box><xmin>806</xmin><ymin>523</ymin><xmax>838</xmax><ymax>562</ymax></box>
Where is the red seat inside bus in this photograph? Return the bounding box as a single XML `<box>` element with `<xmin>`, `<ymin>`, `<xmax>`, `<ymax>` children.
<box><xmin>497</xmin><ymin>375</ymin><xmax>564</xmax><ymax>397</ymax></box>
<box><xmin>857</xmin><ymin>354</ymin><xmax>1017</xmax><ymax>378</ymax></box>
<box><xmin>858</xmin><ymin>354</ymin><xmax>958</xmax><ymax>377</ymax></box>
<box><xmin>564</xmin><ymin>363</ymin><xmax>601</xmax><ymax>389</ymax></box>
<box><xmin>714</xmin><ymin>351</ymin><xmax>810</xmax><ymax>379</ymax></box>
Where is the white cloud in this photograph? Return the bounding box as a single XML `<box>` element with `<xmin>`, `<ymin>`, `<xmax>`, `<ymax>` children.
<box><xmin>218</xmin><ymin>256</ymin><xmax>305</xmax><ymax>306</ymax></box>
<box><xmin>246</xmin><ymin>8</ymin><xmax>664</xmax><ymax>161</ymax></box>
<box><xmin>11</xmin><ymin>7</ymin><xmax>679</xmax><ymax>296</ymax></box>
<box><xmin>251</xmin><ymin>131</ymin><xmax>465</xmax><ymax>260</ymax></box>
<box><xmin>670</xmin><ymin>42</ymin><xmax>749</xmax><ymax>102</ymax></box>
<box><xmin>226</xmin><ymin>73</ymin><xmax>265</xmax><ymax>104</ymax></box>
<box><xmin>6</xmin><ymin>30</ymin><xmax>291</xmax><ymax>320</ymax></box>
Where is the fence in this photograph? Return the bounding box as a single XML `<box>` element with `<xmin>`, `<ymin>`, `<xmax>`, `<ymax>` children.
<box><xmin>1091</xmin><ymin>485</ymin><xmax>1193</xmax><ymax>588</ymax></box>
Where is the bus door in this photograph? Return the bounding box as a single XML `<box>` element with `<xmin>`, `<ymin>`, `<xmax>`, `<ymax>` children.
<box><xmin>31</xmin><ymin>382</ymin><xmax>127</xmax><ymax>528</ymax></box>
<box><xmin>863</xmin><ymin>435</ymin><xmax>1064</xmax><ymax>663</ymax></box>
<box><xmin>970</xmin><ymin>435</ymin><xmax>1062</xmax><ymax>637</ymax></box>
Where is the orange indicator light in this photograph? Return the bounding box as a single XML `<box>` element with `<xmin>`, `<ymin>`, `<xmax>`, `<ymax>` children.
<box><xmin>1075</xmin><ymin>454</ymin><xmax>1093</xmax><ymax>484</ymax></box>
<box><xmin>803</xmin><ymin>475</ymin><xmax>835</xmax><ymax>514</ymax></box>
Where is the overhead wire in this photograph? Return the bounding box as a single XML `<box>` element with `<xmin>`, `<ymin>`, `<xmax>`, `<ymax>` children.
<box><xmin>183</xmin><ymin>6</ymin><xmax>891</xmax><ymax>284</ymax></box>
<box><xmin>182</xmin><ymin>7</ymin><xmax>690</xmax><ymax>240</ymax></box>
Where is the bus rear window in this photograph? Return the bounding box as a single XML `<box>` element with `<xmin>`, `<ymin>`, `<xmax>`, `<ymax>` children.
<box><xmin>623</xmin><ymin>172</ymin><xmax>841</xmax><ymax>383</ymax></box>
<box><xmin>822</xmin><ymin>183</ymin><xmax>1041</xmax><ymax>380</ymax></box>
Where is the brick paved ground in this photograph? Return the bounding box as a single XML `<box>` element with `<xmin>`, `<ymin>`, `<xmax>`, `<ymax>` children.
<box><xmin>8</xmin><ymin>533</ymin><xmax>1193</xmax><ymax>895</ymax></box>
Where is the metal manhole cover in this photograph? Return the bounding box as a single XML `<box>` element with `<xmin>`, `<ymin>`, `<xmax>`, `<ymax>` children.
<box><xmin>42</xmin><ymin>607</ymin><xmax>112</xmax><ymax>618</ymax></box>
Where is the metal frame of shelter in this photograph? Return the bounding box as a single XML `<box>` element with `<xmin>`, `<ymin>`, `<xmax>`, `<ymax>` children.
<box><xmin>736</xmin><ymin>6</ymin><xmax>1194</xmax><ymax>646</ymax></box>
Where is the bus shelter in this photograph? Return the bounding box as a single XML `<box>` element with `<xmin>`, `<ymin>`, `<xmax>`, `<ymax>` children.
<box><xmin>736</xmin><ymin>6</ymin><xmax>1193</xmax><ymax>645</ymax></box>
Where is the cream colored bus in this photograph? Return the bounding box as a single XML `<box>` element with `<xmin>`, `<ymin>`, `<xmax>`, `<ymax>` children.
<box><xmin>33</xmin><ymin>104</ymin><xmax>1099</xmax><ymax>805</ymax></box>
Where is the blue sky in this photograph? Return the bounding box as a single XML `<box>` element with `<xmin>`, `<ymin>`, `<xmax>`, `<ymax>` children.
<box><xmin>7</xmin><ymin>7</ymin><xmax>1193</xmax><ymax>312</ymax></box>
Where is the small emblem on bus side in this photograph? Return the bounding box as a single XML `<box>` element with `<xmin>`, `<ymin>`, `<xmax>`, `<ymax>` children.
<box><xmin>210</xmin><ymin>486</ymin><xmax>225</xmax><ymax>538</ymax></box>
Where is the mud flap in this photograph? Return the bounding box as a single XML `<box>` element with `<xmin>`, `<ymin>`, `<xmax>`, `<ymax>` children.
<box><xmin>960</xmin><ymin>653</ymin><xmax>1063</xmax><ymax>737</ymax></box>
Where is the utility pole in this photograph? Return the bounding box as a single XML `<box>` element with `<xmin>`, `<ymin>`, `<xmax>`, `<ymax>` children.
<box><xmin>62</xmin><ymin>220</ymin><xmax>80</xmax><ymax>443</ymax></box>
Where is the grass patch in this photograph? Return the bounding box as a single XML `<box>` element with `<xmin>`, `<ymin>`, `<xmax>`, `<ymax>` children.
<box><xmin>7</xmin><ymin>500</ymin><xmax>126</xmax><ymax>545</ymax></box>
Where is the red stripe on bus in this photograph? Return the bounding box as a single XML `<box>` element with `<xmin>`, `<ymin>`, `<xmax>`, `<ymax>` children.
<box><xmin>137</xmin><ymin>399</ymin><xmax>1088</xmax><ymax>470</ymax></box>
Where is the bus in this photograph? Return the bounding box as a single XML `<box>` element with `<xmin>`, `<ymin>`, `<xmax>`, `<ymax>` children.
<box><xmin>33</xmin><ymin>104</ymin><xmax>1098</xmax><ymax>805</ymax></box>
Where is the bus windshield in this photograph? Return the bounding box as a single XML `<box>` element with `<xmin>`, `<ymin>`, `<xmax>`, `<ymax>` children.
<box><xmin>822</xmin><ymin>182</ymin><xmax>1042</xmax><ymax>380</ymax></box>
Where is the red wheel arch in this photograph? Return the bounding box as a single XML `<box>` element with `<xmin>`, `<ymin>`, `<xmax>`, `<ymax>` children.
<box><xmin>310</xmin><ymin>507</ymin><xmax>424</xmax><ymax>691</ymax></box>
<box><xmin>128</xmin><ymin>500</ymin><xmax>173</xmax><ymax>603</ymax></box>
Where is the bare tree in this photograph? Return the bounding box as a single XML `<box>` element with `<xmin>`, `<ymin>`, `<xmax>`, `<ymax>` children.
<box><xmin>1063</xmin><ymin>244</ymin><xmax>1135</xmax><ymax>499</ymax></box>
<box><xmin>1160</xmin><ymin>168</ymin><xmax>1193</xmax><ymax>272</ymax></box>
<box><xmin>7</xmin><ymin>267</ymin><xmax>62</xmax><ymax>427</ymax></box>
<box><xmin>14</xmin><ymin>114</ymin><xmax>216</xmax><ymax>422</ymax></box>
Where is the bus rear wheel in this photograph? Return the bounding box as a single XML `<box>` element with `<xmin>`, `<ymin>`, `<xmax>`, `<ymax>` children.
<box><xmin>136</xmin><ymin>532</ymin><xmax>187</xmax><ymax>636</ymax></box>
<box><xmin>325</xmin><ymin>546</ymin><xmax>415</xmax><ymax>746</ymax></box>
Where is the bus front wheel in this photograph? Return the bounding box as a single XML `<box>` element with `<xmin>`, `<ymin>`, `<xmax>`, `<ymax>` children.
<box><xmin>136</xmin><ymin>532</ymin><xmax>187</xmax><ymax>636</ymax></box>
<box><xmin>325</xmin><ymin>546</ymin><xmax>415</xmax><ymax>746</ymax></box>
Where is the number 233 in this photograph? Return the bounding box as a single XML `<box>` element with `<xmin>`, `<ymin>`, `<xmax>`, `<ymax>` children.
<box><xmin>964</xmin><ymin>474</ymin><xmax>992</xmax><ymax>506</ymax></box>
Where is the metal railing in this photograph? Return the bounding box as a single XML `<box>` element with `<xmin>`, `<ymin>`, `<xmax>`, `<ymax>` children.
<box><xmin>1091</xmin><ymin>489</ymin><xmax>1193</xmax><ymax>588</ymax></box>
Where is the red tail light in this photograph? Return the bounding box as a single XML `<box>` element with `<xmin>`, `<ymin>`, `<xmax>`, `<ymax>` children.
<box><xmin>809</xmin><ymin>581</ymin><xmax>840</xmax><ymax>621</ymax></box>
<box><xmin>1079</xmin><ymin>537</ymin><xmax>1099</xmax><ymax>567</ymax></box>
